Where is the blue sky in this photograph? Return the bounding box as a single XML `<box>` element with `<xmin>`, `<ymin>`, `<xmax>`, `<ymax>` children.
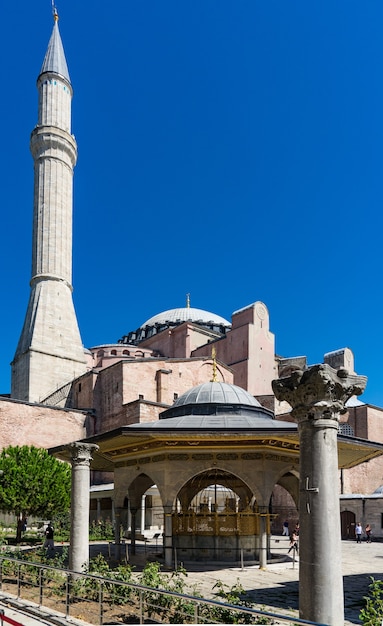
<box><xmin>1</xmin><ymin>1</ymin><xmax>382</xmax><ymax>405</ymax></box>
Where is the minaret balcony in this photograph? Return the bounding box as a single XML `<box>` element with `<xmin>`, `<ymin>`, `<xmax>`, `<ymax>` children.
<box><xmin>30</xmin><ymin>126</ymin><xmax>77</xmax><ymax>167</ymax></box>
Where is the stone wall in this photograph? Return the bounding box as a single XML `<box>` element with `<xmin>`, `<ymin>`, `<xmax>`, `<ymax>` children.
<box><xmin>0</xmin><ymin>396</ymin><xmax>88</xmax><ymax>450</ymax></box>
<box><xmin>340</xmin><ymin>496</ymin><xmax>383</xmax><ymax>540</ymax></box>
<box><xmin>70</xmin><ymin>357</ymin><xmax>234</xmax><ymax>434</ymax></box>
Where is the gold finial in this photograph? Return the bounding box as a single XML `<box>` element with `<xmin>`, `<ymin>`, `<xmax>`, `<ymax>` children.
<box><xmin>186</xmin><ymin>293</ymin><xmax>190</xmax><ymax>308</ymax></box>
<box><xmin>52</xmin><ymin>2</ymin><xmax>59</xmax><ymax>22</ymax></box>
<box><xmin>211</xmin><ymin>346</ymin><xmax>218</xmax><ymax>382</ymax></box>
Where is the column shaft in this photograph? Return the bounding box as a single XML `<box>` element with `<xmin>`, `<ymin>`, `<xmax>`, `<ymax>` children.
<box><xmin>68</xmin><ymin>443</ymin><xmax>98</xmax><ymax>574</ymax></box>
<box><xmin>299</xmin><ymin>419</ymin><xmax>343</xmax><ymax>622</ymax></box>
<box><xmin>272</xmin><ymin>364</ymin><xmax>367</xmax><ymax>625</ymax></box>
<box><xmin>164</xmin><ymin>508</ymin><xmax>173</xmax><ymax>568</ymax></box>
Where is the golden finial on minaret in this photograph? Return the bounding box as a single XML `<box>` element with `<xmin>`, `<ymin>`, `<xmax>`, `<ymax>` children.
<box><xmin>186</xmin><ymin>293</ymin><xmax>190</xmax><ymax>308</ymax></box>
<box><xmin>211</xmin><ymin>346</ymin><xmax>218</xmax><ymax>383</ymax></box>
<box><xmin>52</xmin><ymin>2</ymin><xmax>59</xmax><ymax>21</ymax></box>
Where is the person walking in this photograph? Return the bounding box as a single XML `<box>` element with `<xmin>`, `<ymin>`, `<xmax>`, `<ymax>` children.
<box><xmin>44</xmin><ymin>522</ymin><xmax>54</xmax><ymax>552</ymax></box>
<box><xmin>365</xmin><ymin>524</ymin><xmax>372</xmax><ymax>543</ymax></box>
<box><xmin>282</xmin><ymin>520</ymin><xmax>289</xmax><ymax>536</ymax></box>
<box><xmin>355</xmin><ymin>522</ymin><xmax>362</xmax><ymax>543</ymax></box>
<box><xmin>288</xmin><ymin>531</ymin><xmax>299</xmax><ymax>555</ymax></box>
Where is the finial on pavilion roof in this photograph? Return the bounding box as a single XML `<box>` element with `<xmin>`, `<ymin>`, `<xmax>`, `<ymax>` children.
<box><xmin>211</xmin><ymin>346</ymin><xmax>218</xmax><ymax>383</ymax></box>
<box><xmin>186</xmin><ymin>293</ymin><xmax>190</xmax><ymax>308</ymax></box>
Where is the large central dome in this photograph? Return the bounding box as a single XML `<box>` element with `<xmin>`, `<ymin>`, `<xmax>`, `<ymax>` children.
<box><xmin>118</xmin><ymin>298</ymin><xmax>231</xmax><ymax>346</ymax></box>
<box><xmin>141</xmin><ymin>307</ymin><xmax>231</xmax><ymax>329</ymax></box>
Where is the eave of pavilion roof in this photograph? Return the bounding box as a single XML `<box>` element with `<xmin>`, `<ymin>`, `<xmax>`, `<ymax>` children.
<box><xmin>50</xmin><ymin>427</ymin><xmax>383</xmax><ymax>472</ymax></box>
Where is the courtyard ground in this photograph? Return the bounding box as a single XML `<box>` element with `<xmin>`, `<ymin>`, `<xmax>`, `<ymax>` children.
<box><xmin>0</xmin><ymin>535</ymin><xmax>380</xmax><ymax>625</ymax></box>
<box><xmin>101</xmin><ymin>534</ymin><xmax>382</xmax><ymax>625</ymax></box>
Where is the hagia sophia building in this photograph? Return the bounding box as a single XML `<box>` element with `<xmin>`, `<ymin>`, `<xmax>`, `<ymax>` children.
<box><xmin>2</xmin><ymin>9</ymin><xmax>383</xmax><ymax>546</ymax></box>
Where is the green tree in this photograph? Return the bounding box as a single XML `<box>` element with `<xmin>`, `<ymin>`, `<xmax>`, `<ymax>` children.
<box><xmin>0</xmin><ymin>445</ymin><xmax>71</xmax><ymax>542</ymax></box>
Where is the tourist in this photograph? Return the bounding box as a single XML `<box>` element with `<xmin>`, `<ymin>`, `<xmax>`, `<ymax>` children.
<box><xmin>365</xmin><ymin>524</ymin><xmax>372</xmax><ymax>543</ymax></box>
<box><xmin>355</xmin><ymin>522</ymin><xmax>362</xmax><ymax>543</ymax></box>
<box><xmin>44</xmin><ymin>522</ymin><xmax>54</xmax><ymax>551</ymax></box>
<box><xmin>288</xmin><ymin>532</ymin><xmax>299</xmax><ymax>554</ymax></box>
<box><xmin>282</xmin><ymin>520</ymin><xmax>289</xmax><ymax>536</ymax></box>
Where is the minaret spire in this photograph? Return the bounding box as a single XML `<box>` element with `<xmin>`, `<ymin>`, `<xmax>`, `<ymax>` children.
<box><xmin>11</xmin><ymin>12</ymin><xmax>86</xmax><ymax>403</ymax></box>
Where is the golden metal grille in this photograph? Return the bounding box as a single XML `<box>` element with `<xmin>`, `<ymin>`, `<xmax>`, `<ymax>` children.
<box><xmin>173</xmin><ymin>511</ymin><xmax>272</xmax><ymax>536</ymax></box>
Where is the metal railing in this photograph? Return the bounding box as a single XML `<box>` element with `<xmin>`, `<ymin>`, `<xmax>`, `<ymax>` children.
<box><xmin>0</xmin><ymin>556</ymin><xmax>327</xmax><ymax>625</ymax></box>
<box><xmin>0</xmin><ymin>610</ymin><xmax>24</xmax><ymax>626</ymax></box>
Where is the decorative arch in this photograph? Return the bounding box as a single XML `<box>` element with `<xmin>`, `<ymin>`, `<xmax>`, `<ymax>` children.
<box><xmin>275</xmin><ymin>470</ymin><xmax>299</xmax><ymax>507</ymax></box>
<box><xmin>175</xmin><ymin>467</ymin><xmax>256</xmax><ymax>513</ymax></box>
<box><xmin>172</xmin><ymin>467</ymin><xmax>269</xmax><ymax>562</ymax></box>
<box><xmin>127</xmin><ymin>473</ymin><xmax>157</xmax><ymax>509</ymax></box>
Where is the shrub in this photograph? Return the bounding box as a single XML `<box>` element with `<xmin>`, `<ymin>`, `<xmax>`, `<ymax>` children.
<box><xmin>360</xmin><ymin>577</ymin><xmax>383</xmax><ymax>625</ymax></box>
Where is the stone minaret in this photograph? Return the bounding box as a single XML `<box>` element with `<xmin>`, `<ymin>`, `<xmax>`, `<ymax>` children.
<box><xmin>11</xmin><ymin>10</ymin><xmax>86</xmax><ymax>403</ymax></box>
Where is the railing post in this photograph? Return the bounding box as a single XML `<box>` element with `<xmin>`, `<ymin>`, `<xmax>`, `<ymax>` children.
<box><xmin>0</xmin><ymin>608</ymin><xmax>4</xmax><ymax>626</ymax></box>
<box><xmin>99</xmin><ymin>579</ymin><xmax>104</xmax><ymax>625</ymax></box>
<box><xmin>0</xmin><ymin>558</ymin><xmax>3</xmax><ymax>590</ymax></box>
<box><xmin>17</xmin><ymin>563</ymin><xmax>21</xmax><ymax>599</ymax></box>
<box><xmin>138</xmin><ymin>588</ymin><xmax>143</xmax><ymax>624</ymax></box>
<box><xmin>65</xmin><ymin>573</ymin><xmax>70</xmax><ymax>618</ymax></box>
<box><xmin>39</xmin><ymin>567</ymin><xmax>43</xmax><ymax>607</ymax></box>
<box><xmin>194</xmin><ymin>603</ymin><xmax>199</xmax><ymax>624</ymax></box>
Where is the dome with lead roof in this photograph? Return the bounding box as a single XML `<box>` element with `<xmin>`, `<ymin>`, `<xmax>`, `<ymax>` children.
<box><xmin>118</xmin><ymin>297</ymin><xmax>231</xmax><ymax>346</ymax></box>
<box><xmin>141</xmin><ymin>307</ymin><xmax>230</xmax><ymax>329</ymax></box>
<box><xmin>173</xmin><ymin>381</ymin><xmax>261</xmax><ymax>408</ymax></box>
<box><xmin>159</xmin><ymin>380</ymin><xmax>276</xmax><ymax>423</ymax></box>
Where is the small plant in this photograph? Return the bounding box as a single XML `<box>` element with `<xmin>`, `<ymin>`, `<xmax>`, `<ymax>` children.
<box><xmin>360</xmin><ymin>576</ymin><xmax>383</xmax><ymax>625</ymax></box>
<box><xmin>137</xmin><ymin>562</ymin><xmax>193</xmax><ymax>622</ymax></box>
<box><xmin>89</xmin><ymin>519</ymin><xmax>114</xmax><ymax>541</ymax></box>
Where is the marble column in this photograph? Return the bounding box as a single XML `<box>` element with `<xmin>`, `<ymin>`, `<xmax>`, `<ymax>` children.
<box><xmin>130</xmin><ymin>508</ymin><xmax>137</xmax><ymax>555</ymax></box>
<box><xmin>112</xmin><ymin>499</ymin><xmax>116</xmax><ymax>528</ymax></box>
<box><xmin>272</xmin><ymin>364</ymin><xmax>366</xmax><ymax>625</ymax></box>
<box><xmin>67</xmin><ymin>442</ymin><xmax>99</xmax><ymax>574</ymax></box>
<box><xmin>141</xmin><ymin>494</ymin><xmax>146</xmax><ymax>535</ymax></box>
<box><xmin>164</xmin><ymin>506</ymin><xmax>173</xmax><ymax>568</ymax></box>
<box><xmin>114</xmin><ymin>508</ymin><xmax>122</xmax><ymax>562</ymax></box>
<box><xmin>258</xmin><ymin>514</ymin><xmax>267</xmax><ymax>570</ymax></box>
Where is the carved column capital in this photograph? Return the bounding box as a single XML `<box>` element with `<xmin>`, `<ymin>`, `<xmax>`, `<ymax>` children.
<box><xmin>272</xmin><ymin>364</ymin><xmax>367</xmax><ymax>424</ymax></box>
<box><xmin>66</xmin><ymin>441</ymin><xmax>99</xmax><ymax>467</ymax></box>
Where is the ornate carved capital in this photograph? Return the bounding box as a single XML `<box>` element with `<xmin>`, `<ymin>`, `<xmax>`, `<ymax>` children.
<box><xmin>66</xmin><ymin>442</ymin><xmax>99</xmax><ymax>467</ymax></box>
<box><xmin>272</xmin><ymin>364</ymin><xmax>367</xmax><ymax>423</ymax></box>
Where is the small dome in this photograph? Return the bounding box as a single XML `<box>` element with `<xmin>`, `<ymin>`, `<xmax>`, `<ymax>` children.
<box><xmin>174</xmin><ymin>382</ymin><xmax>261</xmax><ymax>408</ymax></box>
<box><xmin>160</xmin><ymin>381</ymin><xmax>273</xmax><ymax>421</ymax></box>
<box><xmin>141</xmin><ymin>307</ymin><xmax>231</xmax><ymax>328</ymax></box>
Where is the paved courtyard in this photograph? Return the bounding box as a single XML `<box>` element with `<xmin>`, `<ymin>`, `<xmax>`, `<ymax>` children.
<box><xmin>0</xmin><ymin>536</ymin><xmax>380</xmax><ymax>625</ymax></box>
<box><xmin>114</xmin><ymin>535</ymin><xmax>383</xmax><ymax>625</ymax></box>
